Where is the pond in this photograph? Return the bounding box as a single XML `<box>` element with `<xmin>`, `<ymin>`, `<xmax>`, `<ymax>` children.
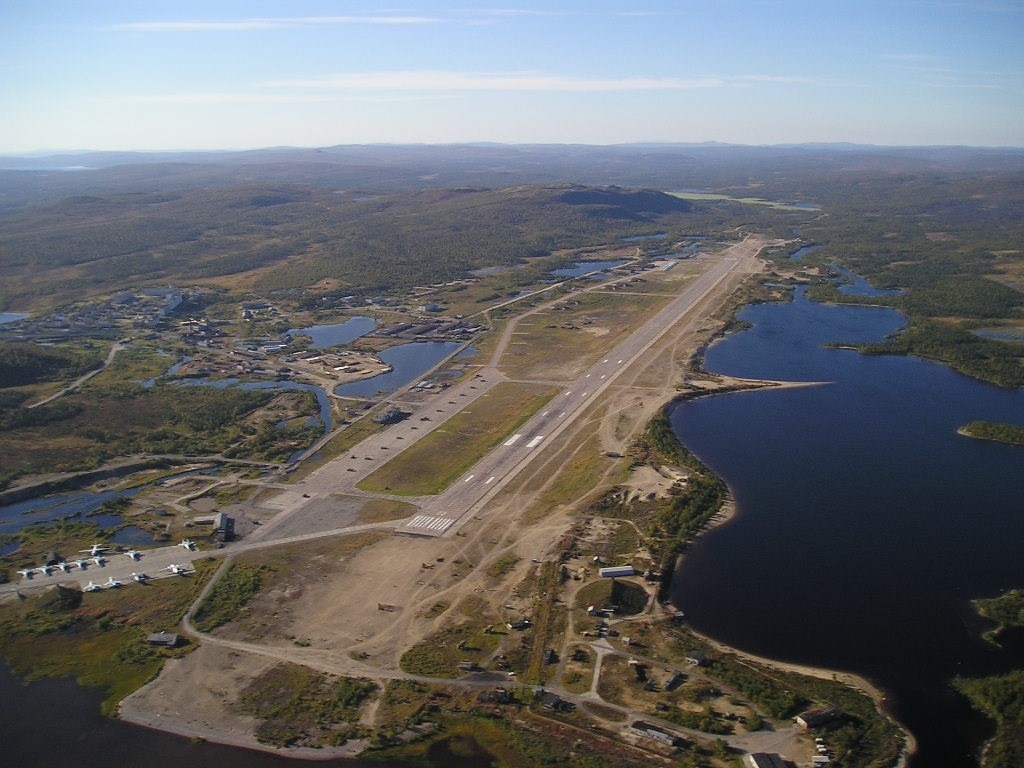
<box><xmin>0</xmin><ymin>488</ymin><xmax>142</xmax><ymax>537</ymax></box>
<box><xmin>550</xmin><ymin>259</ymin><xmax>628</xmax><ymax>278</ymax></box>
<box><xmin>334</xmin><ymin>341</ymin><xmax>464</xmax><ymax>399</ymax></box>
<box><xmin>287</xmin><ymin>316</ymin><xmax>376</xmax><ymax>348</ymax></box>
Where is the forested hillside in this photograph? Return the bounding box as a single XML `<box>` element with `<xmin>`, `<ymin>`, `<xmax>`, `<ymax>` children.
<box><xmin>1</xmin><ymin>144</ymin><xmax>1021</xmax><ymax>387</ymax></box>
<box><xmin>0</xmin><ymin>183</ymin><xmax>701</xmax><ymax>308</ymax></box>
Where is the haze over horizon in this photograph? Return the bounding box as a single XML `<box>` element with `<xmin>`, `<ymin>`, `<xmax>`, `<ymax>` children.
<box><xmin>3</xmin><ymin>0</ymin><xmax>1023</xmax><ymax>154</ymax></box>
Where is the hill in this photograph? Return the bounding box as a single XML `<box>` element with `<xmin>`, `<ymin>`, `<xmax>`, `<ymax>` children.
<box><xmin>0</xmin><ymin>183</ymin><xmax>695</xmax><ymax>309</ymax></box>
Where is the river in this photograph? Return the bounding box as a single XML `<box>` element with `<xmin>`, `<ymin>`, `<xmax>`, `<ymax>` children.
<box><xmin>669</xmin><ymin>286</ymin><xmax>1024</xmax><ymax>767</ymax></box>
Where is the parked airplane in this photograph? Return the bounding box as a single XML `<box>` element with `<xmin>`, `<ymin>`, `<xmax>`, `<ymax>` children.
<box><xmin>54</xmin><ymin>561</ymin><xmax>72</xmax><ymax>573</ymax></box>
<box><xmin>80</xmin><ymin>544</ymin><xmax>110</xmax><ymax>556</ymax></box>
<box><xmin>164</xmin><ymin>563</ymin><xmax>191</xmax><ymax>575</ymax></box>
<box><xmin>105</xmin><ymin>576</ymin><xmax>122</xmax><ymax>589</ymax></box>
<box><xmin>17</xmin><ymin>568</ymin><xmax>35</xmax><ymax>579</ymax></box>
<box><xmin>37</xmin><ymin>564</ymin><xmax>53</xmax><ymax>576</ymax></box>
<box><xmin>131</xmin><ymin>572</ymin><xmax>149</xmax><ymax>583</ymax></box>
<box><xmin>124</xmin><ymin>549</ymin><xmax>142</xmax><ymax>560</ymax></box>
<box><xmin>71</xmin><ymin>559</ymin><xmax>89</xmax><ymax>569</ymax></box>
<box><xmin>178</xmin><ymin>539</ymin><xmax>196</xmax><ymax>551</ymax></box>
<box><xmin>91</xmin><ymin>554</ymin><xmax>106</xmax><ymax>566</ymax></box>
<box><xmin>83</xmin><ymin>581</ymin><xmax>102</xmax><ymax>592</ymax></box>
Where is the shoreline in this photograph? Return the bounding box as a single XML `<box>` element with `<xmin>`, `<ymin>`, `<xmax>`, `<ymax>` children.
<box><xmin>118</xmin><ymin>688</ymin><xmax>367</xmax><ymax>761</ymax></box>
<box><xmin>664</xmin><ymin>398</ymin><xmax>917</xmax><ymax>767</ymax></box>
<box><xmin>679</xmin><ymin>617</ymin><xmax>918</xmax><ymax>766</ymax></box>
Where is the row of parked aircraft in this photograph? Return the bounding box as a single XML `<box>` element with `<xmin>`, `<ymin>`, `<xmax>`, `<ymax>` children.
<box><xmin>17</xmin><ymin>540</ymin><xmax>196</xmax><ymax>580</ymax></box>
<box><xmin>82</xmin><ymin>564</ymin><xmax>193</xmax><ymax>592</ymax></box>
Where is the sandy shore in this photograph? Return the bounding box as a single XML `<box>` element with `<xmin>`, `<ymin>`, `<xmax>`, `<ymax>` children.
<box><xmin>687</xmin><ymin>624</ymin><xmax>916</xmax><ymax>765</ymax></box>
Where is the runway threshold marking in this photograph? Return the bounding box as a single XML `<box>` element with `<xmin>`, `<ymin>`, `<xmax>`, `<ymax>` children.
<box><xmin>405</xmin><ymin>515</ymin><xmax>454</xmax><ymax>532</ymax></box>
<box><xmin>525</xmin><ymin>435</ymin><xmax>545</xmax><ymax>449</ymax></box>
<box><xmin>504</xmin><ymin>434</ymin><xmax>522</xmax><ymax>446</ymax></box>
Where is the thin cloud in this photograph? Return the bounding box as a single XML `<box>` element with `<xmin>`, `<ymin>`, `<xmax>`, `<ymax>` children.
<box><xmin>260</xmin><ymin>70</ymin><xmax>726</xmax><ymax>92</ymax></box>
<box><xmin>881</xmin><ymin>53</ymin><xmax>943</xmax><ymax>63</ymax></box>
<box><xmin>105</xmin><ymin>92</ymin><xmax>453</xmax><ymax>105</ymax></box>
<box><xmin>108</xmin><ymin>16</ymin><xmax>438</xmax><ymax>32</ymax></box>
<box><xmin>259</xmin><ymin>70</ymin><xmax>846</xmax><ymax>93</ymax></box>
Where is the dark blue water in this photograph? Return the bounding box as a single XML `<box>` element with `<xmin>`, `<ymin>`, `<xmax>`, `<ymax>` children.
<box><xmin>0</xmin><ymin>665</ymin><xmax>418</xmax><ymax>768</ymax></box>
<box><xmin>670</xmin><ymin>288</ymin><xmax>1024</xmax><ymax>768</ymax></box>
<box><xmin>288</xmin><ymin>316</ymin><xmax>375</xmax><ymax>348</ymax></box>
<box><xmin>621</xmin><ymin>233</ymin><xmax>667</xmax><ymax>242</ymax></box>
<box><xmin>0</xmin><ymin>488</ymin><xmax>141</xmax><ymax>536</ymax></box>
<box><xmin>334</xmin><ymin>341</ymin><xmax>462</xmax><ymax>399</ymax></box>
<box><xmin>832</xmin><ymin>265</ymin><xmax>902</xmax><ymax>298</ymax></box>
<box><xmin>550</xmin><ymin>259</ymin><xmax>628</xmax><ymax>278</ymax></box>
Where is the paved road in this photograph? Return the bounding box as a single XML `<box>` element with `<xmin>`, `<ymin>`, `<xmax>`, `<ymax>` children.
<box><xmin>246</xmin><ymin>239</ymin><xmax>761</xmax><ymax>543</ymax></box>
<box><xmin>3</xmin><ymin>237</ymin><xmax>762</xmax><ymax>595</ymax></box>
<box><xmin>2</xmin><ymin>540</ymin><xmax>205</xmax><ymax>595</ymax></box>
<box><xmin>403</xmin><ymin>246</ymin><xmax>753</xmax><ymax>535</ymax></box>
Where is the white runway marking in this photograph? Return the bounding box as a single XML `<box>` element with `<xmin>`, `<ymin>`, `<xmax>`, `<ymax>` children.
<box><xmin>464</xmin><ymin>475</ymin><xmax>475</xmax><ymax>482</ymax></box>
<box><xmin>504</xmin><ymin>434</ymin><xmax>522</xmax><ymax>446</ymax></box>
<box><xmin>405</xmin><ymin>515</ymin><xmax>454</xmax><ymax>532</ymax></box>
<box><xmin>525</xmin><ymin>435</ymin><xmax>544</xmax><ymax>449</ymax></box>
<box><xmin>486</xmin><ymin>476</ymin><xmax>495</xmax><ymax>484</ymax></box>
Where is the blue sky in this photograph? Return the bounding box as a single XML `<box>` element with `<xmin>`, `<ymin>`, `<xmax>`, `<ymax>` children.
<box><xmin>2</xmin><ymin>1</ymin><xmax>1022</xmax><ymax>152</ymax></box>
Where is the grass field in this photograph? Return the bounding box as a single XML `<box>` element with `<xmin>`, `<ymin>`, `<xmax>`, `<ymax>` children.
<box><xmin>357</xmin><ymin>381</ymin><xmax>558</xmax><ymax>495</ymax></box>
<box><xmin>498</xmin><ymin>289</ymin><xmax>673</xmax><ymax>381</ymax></box>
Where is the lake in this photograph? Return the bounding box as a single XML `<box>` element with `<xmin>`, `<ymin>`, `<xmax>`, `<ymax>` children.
<box><xmin>669</xmin><ymin>287</ymin><xmax>1024</xmax><ymax>767</ymax></box>
<box><xmin>0</xmin><ymin>487</ymin><xmax>143</xmax><ymax>537</ymax></box>
<box><xmin>288</xmin><ymin>316</ymin><xmax>375</xmax><ymax>348</ymax></box>
<box><xmin>0</xmin><ymin>664</ymin><xmax>386</xmax><ymax>768</ymax></box>
<box><xmin>333</xmin><ymin>341</ymin><xmax>463</xmax><ymax>399</ymax></box>
<box><xmin>550</xmin><ymin>259</ymin><xmax>628</xmax><ymax>278</ymax></box>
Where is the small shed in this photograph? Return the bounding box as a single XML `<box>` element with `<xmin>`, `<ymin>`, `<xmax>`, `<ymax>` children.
<box><xmin>598</xmin><ymin>565</ymin><xmax>635</xmax><ymax>579</ymax></box>
<box><xmin>796</xmin><ymin>706</ymin><xmax>844</xmax><ymax>730</ymax></box>
<box><xmin>146</xmin><ymin>632</ymin><xmax>180</xmax><ymax>647</ymax></box>
<box><xmin>536</xmin><ymin>690</ymin><xmax>575</xmax><ymax>712</ymax></box>
<box><xmin>213</xmin><ymin>512</ymin><xmax>235</xmax><ymax>542</ymax></box>
<box><xmin>685</xmin><ymin>651</ymin><xmax>708</xmax><ymax>667</ymax></box>
<box><xmin>632</xmin><ymin>720</ymin><xmax>686</xmax><ymax>748</ymax></box>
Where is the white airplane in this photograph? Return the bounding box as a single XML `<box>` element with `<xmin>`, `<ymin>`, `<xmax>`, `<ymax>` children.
<box><xmin>54</xmin><ymin>561</ymin><xmax>72</xmax><ymax>573</ymax></box>
<box><xmin>91</xmin><ymin>554</ymin><xmax>106</xmax><ymax>566</ymax></box>
<box><xmin>105</xmin><ymin>576</ymin><xmax>122</xmax><ymax>589</ymax></box>
<box><xmin>80</xmin><ymin>544</ymin><xmax>110</xmax><ymax>556</ymax></box>
<box><xmin>83</xmin><ymin>581</ymin><xmax>102</xmax><ymax>592</ymax></box>
<box><xmin>37</xmin><ymin>564</ymin><xmax>53</xmax><ymax>576</ymax></box>
<box><xmin>124</xmin><ymin>549</ymin><xmax>142</xmax><ymax>560</ymax></box>
<box><xmin>71</xmin><ymin>559</ymin><xmax>88</xmax><ymax>569</ymax></box>
<box><xmin>17</xmin><ymin>568</ymin><xmax>35</xmax><ymax>579</ymax></box>
<box><xmin>178</xmin><ymin>539</ymin><xmax>196</xmax><ymax>551</ymax></box>
<box><xmin>164</xmin><ymin>563</ymin><xmax>191</xmax><ymax>575</ymax></box>
<box><xmin>131</xmin><ymin>572</ymin><xmax>149</xmax><ymax>583</ymax></box>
